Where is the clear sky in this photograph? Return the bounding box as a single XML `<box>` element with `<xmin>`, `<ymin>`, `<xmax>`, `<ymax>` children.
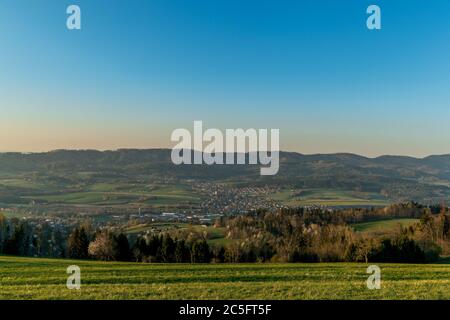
<box><xmin>0</xmin><ymin>0</ymin><xmax>449</xmax><ymax>156</ymax></box>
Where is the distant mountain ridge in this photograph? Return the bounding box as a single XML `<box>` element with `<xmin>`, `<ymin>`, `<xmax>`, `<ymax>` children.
<box><xmin>0</xmin><ymin>149</ymin><xmax>449</xmax><ymax>203</ymax></box>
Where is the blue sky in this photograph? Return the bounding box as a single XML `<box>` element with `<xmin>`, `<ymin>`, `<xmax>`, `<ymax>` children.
<box><xmin>0</xmin><ymin>0</ymin><xmax>449</xmax><ymax>156</ymax></box>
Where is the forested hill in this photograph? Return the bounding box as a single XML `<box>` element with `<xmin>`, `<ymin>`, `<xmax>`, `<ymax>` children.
<box><xmin>0</xmin><ymin>149</ymin><xmax>449</xmax><ymax>202</ymax></box>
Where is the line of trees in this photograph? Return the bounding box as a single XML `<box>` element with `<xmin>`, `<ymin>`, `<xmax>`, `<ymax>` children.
<box><xmin>216</xmin><ymin>204</ymin><xmax>450</xmax><ymax>263</ymax></box>
<box><xmin>0</xmin><ymin>215</ymin><xmax>66</xmax><ymax>258</ymax></box>
<box><xmin>0</xmin><ymin>216</ymin><xmax>215</xmax><ymax>263</ymax></box>
<box><xmin>1</xmin><ymin>202</ymin><xmax>449</xmax><ymax>264</ymax></box>
<box><xmin>64</xmin><ymin>227</ymin><xmax>213</xmax><ymax>263</ymax></box>
<box><xmin>254</xmin><ymin>202</ymin><xmax>433</xmax><ymax>226</ymax></box>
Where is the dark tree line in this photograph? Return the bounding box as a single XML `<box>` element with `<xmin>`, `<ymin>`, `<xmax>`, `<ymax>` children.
<box><xmin>245</xmin><ymin>201</ymin><xmax>433</xmax><ymax>226</ymax></box>
<box><xmin>0</xmin><ymin>216</ymin><xmax>66</xmax><ymax>258</ymax></box>
<box><xmin>131</xmin><ymin>235</ymin><xmax>211</xmax><ymax>263</ymax></box>
<box><xmin>1</xmin><ymin>201</ymin><xmax>449</xmax><ymax>264</ymax></box>
<box><xmin>65</xmin><ymin>227</ymin><xmax>213</xmax><ymax>263</ymax></box>
<box><xmin>215</xmin><ymin>203</ymin><xmax>449</xmax><ymax>263</ymax></box>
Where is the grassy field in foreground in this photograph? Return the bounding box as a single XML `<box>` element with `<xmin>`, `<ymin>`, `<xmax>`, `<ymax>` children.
<box><xmin>0</xmin><ymin>256</ymin><xmax>449</xmax><ymax>300</ymax></box>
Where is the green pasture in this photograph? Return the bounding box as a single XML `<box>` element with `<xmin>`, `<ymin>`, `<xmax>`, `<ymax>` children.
<box><xmin>0</xmin><ymin>256</ymin><xmax>449</xmax><ymax>299</ymax></box>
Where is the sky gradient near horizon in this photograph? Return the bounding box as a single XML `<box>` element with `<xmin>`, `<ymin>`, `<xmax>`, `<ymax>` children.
<box><xmin>1</xmin><ymin>0</ymin><xmax>450</xmax><ymax>157</ymax></box>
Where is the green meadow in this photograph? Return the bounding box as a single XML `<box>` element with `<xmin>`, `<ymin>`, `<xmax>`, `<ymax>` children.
<box><xmin>18</xmin><ymin>183</ymin><xmax>201</xmax><ymax>207</ymax></box>
<box><xmin>352</xmin><ymin>218</ymin><xmax>420</xmax><ymax>234</ymax></box>
<box><xmin>270</xmin><ymin>189</ymin><xmax>389</xmax><ymax>207</ymax></box>
<box><xmin>0</xmin><ymin>255</ymin><xmax>449</xmax><ymax>300</ymax></box>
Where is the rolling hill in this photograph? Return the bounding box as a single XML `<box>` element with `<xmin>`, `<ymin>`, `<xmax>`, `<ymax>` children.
<box><xmin>0</xmin><ymin>149</ymin><xmax>448</xmax><ymax>210</ymax></box>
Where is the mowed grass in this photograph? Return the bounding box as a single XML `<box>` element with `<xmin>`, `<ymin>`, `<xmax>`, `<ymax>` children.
<box><xmin>23</xmin><ymin>185</ymin><xmax>201</xmax><ymax>207</ymax></box>
<box><xmin>0</xmin><ymin>256</ymin><xmax>449</xmax><ymax>300</ymax></box>
<box><xmin>270</xmin><ymin>189</ymin><xmax>389</xmax><ymax>207</ymax></box>
<box><xmin>0</xmin><ymin>179</ymin><xmax>44</xmax><ymax>190</ymax></box>
<box><xmin>142</xmin><ymin>186</ymin><xmax>201</xmax><ymax>206</ymax></box>
<box><xmin>25</xmin><ymin>192</ymin><xmax>140</xmax><ymax>205</ymax></box>
<box><xmin>352</xmin><ymin>218</ymin><xmax>419</xmax><ymax>234</ymax></box>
